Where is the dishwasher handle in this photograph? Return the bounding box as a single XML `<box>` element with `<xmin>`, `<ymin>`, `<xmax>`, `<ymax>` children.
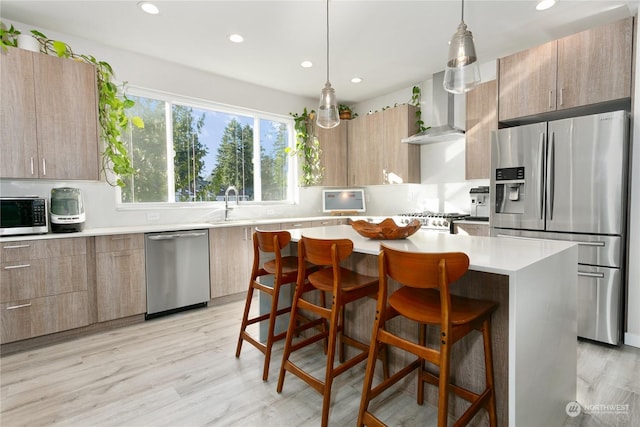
<box><xmin>147</xmin><ymin>231</ymin><xmax>207</xmax><ymax>240</ymax></box>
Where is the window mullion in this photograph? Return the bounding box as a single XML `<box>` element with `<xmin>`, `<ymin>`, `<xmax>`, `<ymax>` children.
<box><xmin>166</xmin><ymin>101</ymin><xmax>175</xmax><ymax>203</ymax></box>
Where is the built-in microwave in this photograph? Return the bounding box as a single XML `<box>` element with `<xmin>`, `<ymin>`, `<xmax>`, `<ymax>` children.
<box><xmin>0</xmin><ymin>197</ymin><xmax>48</xmax><ymax>236</ymax></box>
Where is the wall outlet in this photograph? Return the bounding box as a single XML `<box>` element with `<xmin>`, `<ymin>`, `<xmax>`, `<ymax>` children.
<box><xmin>147</xmin><ymin>212</ymin><xmax>160</xmax><ymax>221</ymax></box>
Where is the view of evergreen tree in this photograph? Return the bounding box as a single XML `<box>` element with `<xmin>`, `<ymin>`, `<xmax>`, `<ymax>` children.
<box><xmin>209</xmin><ymin>118</ymin><xmax>254</xmax><ymax>200</ymax></box>
<box><xmin>121</xmin><ymin>96</ymin><xmax>168</xmax><ymax>202</ymax></box>
<box><xmin>173</xmin><ymin>105</ymin><xmax>207</xmax><ymax>201</ymax></box>
<box><xmin>261</xmin><ymin>121</ymin><xmax>289</xmax><ymax>201</ymax></box>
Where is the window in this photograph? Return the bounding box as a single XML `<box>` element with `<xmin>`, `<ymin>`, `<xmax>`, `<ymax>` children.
<box><xmin>121</xmin><ymin>89</ymin><xmax>294</xmax><ymax>204</ymax></box>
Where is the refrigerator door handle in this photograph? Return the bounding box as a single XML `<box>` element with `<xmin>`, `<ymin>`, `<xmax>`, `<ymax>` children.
<box><xmin>547</xmin><ymin>131</ymin><xmax>555</xmax><ymax>220</ymax></box>
<box><xmin>578</xmin><ymin>271</ymin><xmax>605</xmax><ymax>279</ymax></box>
<box><xmin>539</xmin><ymin>132</ymin><xmax>546</xmax><ymax>220</ymax></box>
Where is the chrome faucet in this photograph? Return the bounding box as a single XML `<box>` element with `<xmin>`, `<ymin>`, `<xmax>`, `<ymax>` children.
<box><xmin>224</xmin><ymin>186</ymin><xmax>239</xmax><ymax>221</ymax></box>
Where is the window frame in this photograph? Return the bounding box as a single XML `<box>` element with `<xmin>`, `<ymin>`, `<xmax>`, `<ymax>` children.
<box><xmin>117</xmin><ymin>86</ymin><xmax>298</xmax><ymax>207</ymax></box>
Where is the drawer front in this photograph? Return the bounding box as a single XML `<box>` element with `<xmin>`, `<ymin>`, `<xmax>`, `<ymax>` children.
<box><xmin>95</xmin><ymin>234</ymin><xmax>144</xmax><ymax>253</ymax></box>
<box><xmin>1</xmin><ymin>291</ymin><xmax>89</xmax><ymax>343</ymax></box>
<box><xmin>1</xmin><ymin>238</ymin><xmax>87</xmax><ymax>262</ymax></box>
<box><xmin>0</xmin><ymin>241</ymin><xmax>43</xmax><ymax>263</ymax></box>
<box><xmin>1</xmin><ymin>255</ymin><xmax>87</xmax><ymax>303</ymax></box>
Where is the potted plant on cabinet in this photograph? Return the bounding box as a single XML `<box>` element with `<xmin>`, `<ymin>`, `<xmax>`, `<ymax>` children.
<box><xmin>287</xmin><ymin>108</ymin><xmax>324</xmax><ymax>186</ymax></box>
<box><xmin>338</xmin><ymin>104</ymin><xmax>355</xmax><ymax>120</ymax></box>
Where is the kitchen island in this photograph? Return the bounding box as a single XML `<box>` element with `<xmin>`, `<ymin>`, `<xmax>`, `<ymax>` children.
<box><xmin>285</xmin><ymin>225</ymin><xmax>578</xmax><ymax>427</ymax></box>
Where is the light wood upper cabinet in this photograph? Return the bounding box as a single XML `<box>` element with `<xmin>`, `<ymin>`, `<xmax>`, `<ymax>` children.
<box><xmin>498</xmin><ymin>41</ymin><xmax>557</xmax><ymax>121</ymax></box>
<box><xmin>498</xmin><ymin>17</ymin><xmax>633</xmax><ymax>121</ymax></box>
<box><xmin>95</xmin><ymin>234</ymin><xmax>146</xmax><ymax>322</ymax></box>
<box><xmin>316</xmin><ymin>122</ymin><xmax>348</xmax><ymax>186</ymax></box>
<box><xmin>556</xmin><ymin>17</ymin><xmax>633</xmax><ymax>110</ymax></box>
<box><xmin>348</xmin><ymin>105</ymin><xmax>419</xmax><ymax>186</ymax></box>
<box><xmin>348</xmin><ymin>110</ymin><xmax>384</xmax><ymax>186</ymax></box>
<box><xmin>0</xmin><ymin>48</ymin><xmax>100</xmax><ymax>180</ymax></box>
<box><xmin>383</xmin><ymin>104</ymin><xmax>420</xmax><ymax>184</ymax></box>
<box><xmin>0</xmin><ymin>48</ymin><xmax>38</xmax><ymax>178</ymax></box>
<box><xmin>465</xmin><ymin>80</ymin><xmax>497</xmax><ymax>180</ymax></box>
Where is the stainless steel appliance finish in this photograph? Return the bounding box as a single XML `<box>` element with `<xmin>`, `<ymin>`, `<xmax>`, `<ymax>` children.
<box><xmin>491</xmin><ymin>110</ymin><xmax>629</xmax><ymax>345</ymax></box>
<box><xmin>0</xmin><ymin>197</ymin><xmax>48</xmax><ymax>236</ymax></box>
<box><xmin>469</xmin><ymin>186</ymin><xmax>489</xmax><ymax>219</ymax></box>
<box><xmin>396</xmin><ymin>212</ymin><xmax>469</xmax><ymax>233</ymax></box>
<box><xmin>145</xmin><ymin>229</ymin><xmax>211</xmax><ymax>317</ymax></box>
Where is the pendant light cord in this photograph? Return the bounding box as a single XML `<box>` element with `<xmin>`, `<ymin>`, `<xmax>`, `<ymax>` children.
<box><xmin>326</xmin><ymin>0</ymin><xmax>330</xmax><ymax>83</ymax></box>
<box><xmin>461</xmin><ymin>0</ymin><xmax>465</xmax><ymax>22</ymax></box>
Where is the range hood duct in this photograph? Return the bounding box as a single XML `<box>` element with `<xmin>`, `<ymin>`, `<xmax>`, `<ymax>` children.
<box><xmin>402</xmin><ymin>71</ymin><xmax>466</xmax><ymax>144</ymax></box>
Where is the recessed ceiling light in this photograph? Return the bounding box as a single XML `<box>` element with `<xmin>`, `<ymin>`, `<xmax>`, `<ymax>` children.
<box><xmin>229</xmin><ymin>34</ymin><xmax>244</xmax><ymax>43</ymax></box>
<box><xmin>301</xmin><ymin>60</ymin><xmax>313</xmax><ymax>68</ymax></box>
<box><xmin>351</xmin><ymin>77</ymin><xmax>363</xmax><ymax>83</ymax></box>
<box><xmin>138</xmin><ymin>1</ymin><xmax>159</xmax><ymax>15</ymax></box>
<box><xmin>536</xmin><ymin>0</ymin><xmax>557</xmax><ymax>11</ymax></box>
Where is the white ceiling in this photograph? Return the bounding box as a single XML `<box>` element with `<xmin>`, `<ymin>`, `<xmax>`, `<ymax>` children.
<box><xmin>1</xmin><ymin>1</ymin><xmax>635</xmax><ymax>104</ymax></box>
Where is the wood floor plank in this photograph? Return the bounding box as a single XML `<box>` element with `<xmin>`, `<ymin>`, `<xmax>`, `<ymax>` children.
<box><xmin>1</xmin><ymin>298</ymin><xmax>638</xmax><ymax>426</ymax></box>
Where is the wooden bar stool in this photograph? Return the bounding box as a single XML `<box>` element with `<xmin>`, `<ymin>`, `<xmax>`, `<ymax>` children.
<box><xmin>236</xmin><ymin>229</ymin><xmax>306</xmax><ymax>381</ymax></box>
<box><xmin>358</xmin><ymin>245</ymin><xmax>498</xmax><ymax>427</ymax></box>
<box><xmin>277</xmin><ymin>236</ymin><xmax>382</xmax><ymax>427</ymax></box>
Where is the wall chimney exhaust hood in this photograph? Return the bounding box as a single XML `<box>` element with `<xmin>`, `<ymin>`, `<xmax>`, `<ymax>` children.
<box><xmin>402</xmin><ymin>71</ymin><xmax>466</xmax><ymax>144</ymax></box>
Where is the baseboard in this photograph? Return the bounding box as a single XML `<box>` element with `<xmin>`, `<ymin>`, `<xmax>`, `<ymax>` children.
<box><xmin>624</xmin><ymin>332</ymin><xmax>640</xmax><ymax>348</ymax></box>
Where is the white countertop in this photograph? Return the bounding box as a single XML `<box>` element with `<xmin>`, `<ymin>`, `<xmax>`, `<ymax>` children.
<box><xmin>286</xmin><ymin>225</ymin><xmax>576</xmax><ymax>275</ymax></box>
<box><xmin>0</xmin><ymin>216</ymin><xmax>346</xmax><ymax>243</ymax></box>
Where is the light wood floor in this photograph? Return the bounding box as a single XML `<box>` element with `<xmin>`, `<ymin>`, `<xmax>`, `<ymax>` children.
<box><xmin>1</xmin><ymin>297</ymin><xmax>638</xmax><ymax>426</ymax></box>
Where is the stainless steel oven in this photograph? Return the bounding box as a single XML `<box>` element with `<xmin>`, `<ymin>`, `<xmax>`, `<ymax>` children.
<box><xmin>395</xmin><ymin>212</ymin><xmax>469</xmax><ymax>234</ymax></box>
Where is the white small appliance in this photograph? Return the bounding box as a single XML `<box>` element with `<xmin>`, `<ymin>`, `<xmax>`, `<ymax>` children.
<box><xmin>50</xmin><ymin>187</ymin><xmax>85</xmax><ymax>233</ymax></box>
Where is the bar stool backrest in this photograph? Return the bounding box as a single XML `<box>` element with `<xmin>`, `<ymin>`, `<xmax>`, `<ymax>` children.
<box><xmin>380</xmin><ymin>244</ymin><xmax>469</xmax><ymax>289</ymax></box>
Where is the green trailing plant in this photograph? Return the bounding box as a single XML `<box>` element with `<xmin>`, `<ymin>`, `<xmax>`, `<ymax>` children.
<box><xmin>411</xmin><ymin>85</ymin><xmax>429</xmax><ymax>133</ymax></box>
<box><xmin>286</xmin><ymin>108</ymin><xmax>324</xmax><ymax>186</ymax></box>
<box><xmin>0</xmin><ymin>24</ymin><xmax>20</xmax><ymax>49</ymax></box>
<box><xmin>1</xmin><ymin>24</ymin><xmax>143</xmax><ymax>187</ymax></box>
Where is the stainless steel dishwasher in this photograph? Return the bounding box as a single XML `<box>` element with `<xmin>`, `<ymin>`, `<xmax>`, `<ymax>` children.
<box><xmin>144</xmin><ymin>229</ymin><xmax>211</xmax><ymax>318</ymax></box>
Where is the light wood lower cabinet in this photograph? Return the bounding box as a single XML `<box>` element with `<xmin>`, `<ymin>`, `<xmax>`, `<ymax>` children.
<box><xmin>0</xmin><ymin>238</ymin><xmax>89</xmax><ymax>344</ymax></box>
<box><xmin>454</xmin><ymin>222</ymin><xmax>490</xmax><ymax>237</ymax></box>
<box><xmin>209</xmin><ymin>226</ymin><xmax>254</xmax><ymax>298</ymax></box>
<box><xmin>95</xmin><ymin>234</ymin><xmax>146</xmax><ymax>322</ymax></box>
<box><xmin>1</xmin><ymin>292</ymin><xmax>89</xmax><ymax>344</ymax></box>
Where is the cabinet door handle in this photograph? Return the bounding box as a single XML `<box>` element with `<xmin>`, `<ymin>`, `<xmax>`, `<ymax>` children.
<box><xmin>110</xmin><ymin>236</ymin><xmax>132</xmax><ymax>241</ymax></box>
<box><xmin>30</xmin><ymin>157</ymin><xmax>34</xmax><ymax>175</ymax></box>
<box><xmin>4</xmin><ymin>264</ymin><xmax>31</xmax><ymax>270</ymax></box>
<box><xmin>548</xmin><ymin>90</ymin><xmax>553</xmax><ymax>109</ymax></box>
<box><xmin>3</xmin><ymin>244</ymin><xmax>31</xmax><ymax>249</ymax></box>
<box><xmin>42</xmin><ymin>158</ymin><xmax>46</xmax><ymax>176</ymax></box>
<box><xmin>6</xmin><ymin>303</ymin><xmax>32</xmax><ymax>310</ymax></box>
<box><xmin>559</xmin><ymin>87</ymin><xmax>564</xmax><ymax>106</ymax></box>
<box><xmin>113</xmin><ymin>253</ymin><xmax>132</xmax><ymax>258</ymax></box>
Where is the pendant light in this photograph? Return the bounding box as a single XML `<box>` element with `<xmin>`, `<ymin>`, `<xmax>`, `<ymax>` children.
<box><xmin>316</xmin><ymin>0</ymin><xmax>340</xmax><ymax>129</ymax></box>
<box><xmin>444</xmin><ymin>0</ymin><xmax>481</xmax><ymax>94</ymax></box>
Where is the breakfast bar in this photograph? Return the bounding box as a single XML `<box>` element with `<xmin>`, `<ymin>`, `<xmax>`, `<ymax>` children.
<box><xmin>285</xmin><ymin>225</ymin><xmax>578</xmax><ymax>427</ymax></box>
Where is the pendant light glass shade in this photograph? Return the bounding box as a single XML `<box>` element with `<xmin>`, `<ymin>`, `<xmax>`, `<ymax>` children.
<box><xmin>444</xmin><ymin>1</ymin><xmax>481</xmax><ymax>94</ymax></box>
<box><xmin>318</xmin><ymin>81</ymin><xmax>340</xmax><ymax>129</ymax></box>
<box><xmin>317</xmin><ymin>0</ymin><xmax>340</xmax><ymax>129</ymax></box>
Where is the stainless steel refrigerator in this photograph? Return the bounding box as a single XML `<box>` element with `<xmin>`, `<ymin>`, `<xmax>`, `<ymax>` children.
<box><xmin>490</xmin><ymin>110</ymin><xmax>629</xmax><ymax>345</ymax></box>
